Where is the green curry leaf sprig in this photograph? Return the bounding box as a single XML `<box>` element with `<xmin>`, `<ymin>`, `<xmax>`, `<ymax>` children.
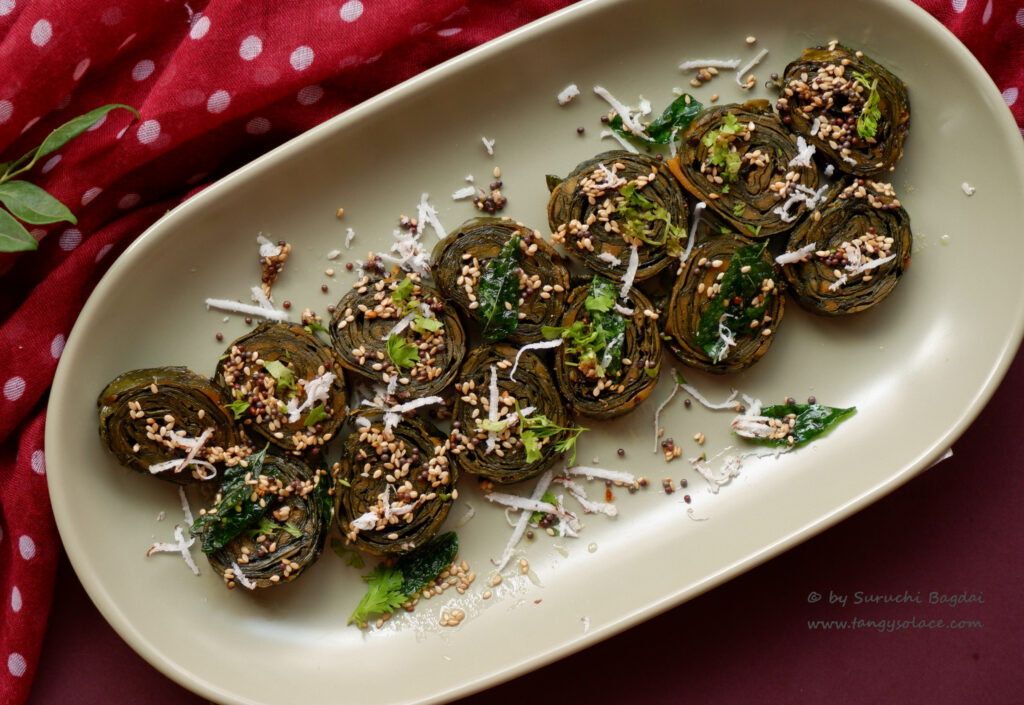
<box><xmin>0</xmin><ymin>104</ymin><xmax>138</xmax><ymax>252</ymax></box>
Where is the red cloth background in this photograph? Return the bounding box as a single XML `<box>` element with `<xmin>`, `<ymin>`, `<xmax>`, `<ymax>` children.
<box><xmin>0</xmin><ymin>1</ymin><xmax>1020</xmax><ymax>703</ymax></box>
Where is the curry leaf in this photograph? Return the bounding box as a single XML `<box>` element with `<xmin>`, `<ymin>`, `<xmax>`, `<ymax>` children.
<box><xmin>610</xmin><ymin>93</ymin><xmax>703</xmax><ymax>146</ymax></box>
<box><xmin>476</xmin><ymin>233</ymin><xmax>521</xmax><ymax>341</ymax></box>
<box><xmin>0</xmin><ymin>180</ymin><xmax>77</xmax><ymax>225</ymax></box>
<box><xmin>0</xmin><ymin>208</ymin><xmax>38</xmax><ymax>251</ymax></box>
<box><xmin>745</xmin><ymin>403</ymin><xmax>857</xmax><ymax>446</ymax></box>
<box><xmin>695</xmin><ymin>243</ymin><xmax>775</xmax><ymax>363</ymax></box>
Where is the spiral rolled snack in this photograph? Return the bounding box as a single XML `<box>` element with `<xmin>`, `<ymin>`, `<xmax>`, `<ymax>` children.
<box><xmin>214</xmin><ymin>323</ymin><xmax>347</xmax><ymax>456</ymax></box>
<box><xmin>779</xmin><ymin>179</ymin><xmax>912</xmax><ymax>316</ymax></box>
<box><xmin>664</xmin><ymin>235</ymin><xmax>784</xmax><ymax>374</ymax></box>
<box><xmin>669</xmin><ymin>101</ymin><xmax>820</xmax><ymax>238</ymax></box>
<box><xmin>330</xmin><ymin>273</ymin><xmax>465</xmax><ymax>401</ymax></box>
<box><xmin>97</xmin><ymin>366</ymin><xmax>248</xmax><ymax>484</ymax></box>
<box><xmin>547</xmin><ymin>151</ymin><xmax>689</xmax><ymax>283</ymax></box>
<box><xmin>777</xmin><ymin>42</ymin><xmax>910</xmax><ymax>178</ymax></box>
<box><xmin>191</xmin><ymin>448</ymin><xmax>334</xmax><ymax>590</ymax></box>
<box><xmin>450</xmin><ymin>343</ymin><xmax>578</xmax><ymax>484</ymax></box>
<box><xmin>431</xmin><ymin>218</ymin><xmax>570</xmax><ymax>344</ymax></box>
<box><xmin>549</xmin><ymin>276</ymin><xmax>661</xmax><ymax>420</ymax></box>
<box><xmin>335</xmin><ymin>413</ymin><xmax>456</xmax><ymax>557</ymax></box>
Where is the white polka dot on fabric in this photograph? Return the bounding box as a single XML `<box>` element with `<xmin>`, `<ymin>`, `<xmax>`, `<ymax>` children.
<box><xmin>0</xmin><ymin>100</ymin><xmax>12</xmax><ymax>124</ymax></box>
<box><xmin>95</xmin><ymin>243</ymin><xmax>113</xmax><ymax>261</ymax></box>
<box><xmin>73</xmin><ymin>58</ymin><xmax>90</xmax><ymax>81</ymax></box>
<box><xmin>3</xmin><ymin>377</ymin><xmax>26</xmax><ymax>401</ymax></box>
<box><xmin>137</xmin><ymin>119</ymin><xmax>160</xmax><ymax>144</ymax></box>
<box><xmin>41</xmin><ymin>155</ymin><xmax>61</xmax><ymax>173</ymax></box>
<box><xmin>86</xmin><ymin>113</ymin><xmax>106</xmax><ymax>131</ymax></box>
<box><xmin>239</xmin><ymin>35</ymin><xmax>262</xmax><ymax>60</ymax></box>
<box><xmin>21</xmin><ymin>117</ymin><xmax>39</xmax><ymax>134</ymax></box>
<box><xmin>11</xmin><ymin>586</ymin><xmax>22</xmax><ymax>612</ymax></box>
<box><xmin>951</xmin><ymin>0</ymin><xmax>967</xmax><ymax>11</ymax></box>
<box><xmin>18</xmin><ymin>535</ymin><xmax>35</xmax><ymax>560</ymax></box>
<box><xmin>245</xmin><ymin>116</ymin><xmax>271</xmax><ymax>135</ymax></box>
<box><xmin>31</xmin><ymin>448</ymin><xmax>46</xmax><ymax>474</ymax></box>
<box><xmin>1017</xmin><ymin>8</ymin><xmax>1024</xmax><ymax>26</ymax></box>
<box><xmin>340</xmin><ymin>1</ymin><xmax>363</xmax><ymax>22</ymax></box>
<box><xmin>59</xmin><ymin>228</ymin><xmax>81</xmax><ymax>251</ymax></box>
<box><xmin>297</xmin><ymin>85</ymin><xmax>323</xmax><ymax>106</ymax></box>
<box><xmin>30</xmin><ymin>19</ymin><xmax>52</xmax><ymax>46</ymax></box>
<box><xmin>56</xmin><ymin>93</ymin><xmax>72</xmax><ymax>109</ymax></box>
<box><xmin>117</xmin><ymin>33</ymin><xmax>135</xmax><ymax>51</ymax></box>
<box><xmin>0</xmin><ymin>0</ymin><xmax>15</xmax><ymax>17</ymax></box>
<box><xmin>206</xmin><ymin>90</ymin><xmax>230</xmax><ymax>114</ymax></box>
<box><xmin>118</xmin><ymin>193</ymin><xmax>140</xmax><ymax>209</ymax></box>
<box><xmin>81</xmin><ymin>187</ymin><xmax>102</xmax><ymax>206</ymax></box>
<box><xmin>50</xmin><ymin>334</ymin><xmax>65</xmax><ymax>359</ymax></box>
<box><xmin>8</xmin><ymin>653</ymin><xmax>26</xmax><ymax>678</ymax></box>
<box><xmin>1004</xmin><ymin>87</ymin><xmax>1019</xmax><ymax>107</ymax></box>
<box><xmin>131</xmin><ymin>59</ymin><xmax>155</xmax><ymax>81</ymax></box>
<box><xmin>290</xmin><ymin>46</ymin><xmax>314</xmax><ymax>71</ymax></box>
<box><xmin>437</xmin><ymin>27</ymin><xmax>462</xmax><ymax>37</ymax></box>
<box><xmin>189</xmin><ymin>15</ymin><xmax>210</xmax><ymax>39</ymax></box>
<box><xmin>982</xmin><ymin>0</ymin><xmax>993</xmax><ymax>22</ymax></box>
<box><xmin>101</xmin><ymin>6</ymin><xmax>122</xmax><ymax>25</ymax></box>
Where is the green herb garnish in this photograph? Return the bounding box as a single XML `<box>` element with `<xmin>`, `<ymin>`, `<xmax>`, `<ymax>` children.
<box><xmin>543</xmin><ymin>277</ymin><xmax>627</xmax><ymax>379</ymax></box>
<box><xmin>852</xmin><ymin>72</ymin><xmax>881</xmax><ymax>140</ymax></box>
<box><xmin>410</xmin><ymin>314</ymin><xmax>443</xmax><ymax>334</ymax></box>
<box><xmin>609</xmin><ymin>93</ymin><xmax>703</xmax><ymax>146</ymax></box>
<box><xmin>617</xmin><ymin>183</ymin><xmax>687</xmax><ymax>256</ymax></box>
<box><xmin>694</xmin><ymin>243</ymin><xmax>775</xmax><ymax>363</ymax></box>
<box><xmin>701</xmin><ymin>113</ymin><xmax>745</xmax><ymax>183</ymax></box>
<box><xmin>303</xmin><ymin>403</ymin><xmax>329</xmax><ymax>427</ymax></box>
<box><xmin>529</xmin><ymin>490</ymin><xmax>559</xmax><ymax>525</ymax></box>
<box><xmin>386</xmin><ymin>333</ymin><xmax>420</xmax><ymax>369</ymax></box>
<box><xmin>263</xmin><ymin>359</ymin><xmax>296</xmax><ymax>391</ymax></box>
<box><xmin>244</xmin><ymin>517</ymin><xmax>302</xmax><ymax>540</ymax></box>
<box><xmin>190</xmin><ymin>445</ymin><xmax>274</xmax><ymax>553</ymax></box>
<box><xmin>741</xmin><ymin>403</ymin><xmax>856</xmax><ymax>446</ymax></box>
<box><xmin>476</xmin><ymin>233</ymin><xmax>521</xmax><ymax>341</ymax></box>
<box><xmin>0</xmin><ymin>104</ymin><xmax>138</xmax><ymax>252</ymax></box>
<box><xmin>518</xmin><ymin>408</ymin><xmax>587</xmax><ymax>465</ymax></box>
<box><xmin>226</xmin><ymin>399</ymin><xmax>250</xmax><ymax>419</ymax></box>
<box><xmin>348</xmin><ymin>532</ymin><xmax>459</xmax><ymax>625</ymax></box>
<box><xmin>390</xmin><ymin>276</ymin><xmax>415</xmax><ymax>307</ymax></box>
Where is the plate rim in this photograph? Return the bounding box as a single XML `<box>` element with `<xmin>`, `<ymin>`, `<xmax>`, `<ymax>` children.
<box><xmin>45</xmin><ymin>0</ymin><xmax>1024</xmax><ymax>702</ymax></box>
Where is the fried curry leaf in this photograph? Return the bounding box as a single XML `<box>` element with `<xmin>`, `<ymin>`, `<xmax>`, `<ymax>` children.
<box><xmin>610</xmin><ymin>93</ymin><xmax>703</xmax><ymax>146</ymax></box>
<box><xmin>695</xmin><ymin>244</ymin><xmax>775</xmax><ymax>363</ymax></box>
<box><xmin>746</xmin><ymin>403</ymin><xmax>857</xmax><ymax>446</ymax></box>
<box><xmin>476</xmin><ymin>233</ymin><xmax>521</xmax><ymax>341</ymax></box>
<box><xmin>190</xmin><ymin>445</ymin><xmax>272</xmax><ymax>553</ymax></box>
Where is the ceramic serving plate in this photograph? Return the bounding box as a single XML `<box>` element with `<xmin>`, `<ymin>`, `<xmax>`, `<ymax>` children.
<box><xmin>46</xmin><ymin>0</ymin><xmax>1024</xmax><ymax>703</ymax></box>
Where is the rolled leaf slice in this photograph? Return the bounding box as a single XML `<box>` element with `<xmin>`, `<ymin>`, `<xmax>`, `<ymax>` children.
<box><xmin>547</xmin><ymin>151</ymin><xmax>689</xmax><ymax>282</ymax></box>
<box><xmin>431</xmin><ymin>218</ymin><xmax>570</xmax><ymax>344</ymax></box>
<box><xmin>335</xmin><ymin>414</ymin><xmax>456</xmax><ymax>557</ymax></box>
<box><xmin>194</xmin><ymin>449</ymin><xmax>334</xmax><ymax>590</ymax></box>
<box><xmin>97</xmin><ymin>366</ymin><xmax>248</xmax><ymax>484</ymax></box>
<box><xmin>664</xmin><ymin>236</ymin><xmax>784</xmax><ymax>374</ymax></box>
<box><xmin>329</xmin><ymin>273</ymin><xmax>465</xmax><ymax>401</ymax></box>
<box><xmin>780</xmin><ymin>179</ymin><xmax>912</xmax><ymax>315</ymax></box>
<box><xmin>669</xmin><ymin>100</ymin><xmax>820</xmax><ymax>238</ymax></box>
<box><xmin>214</xmin><ymin>323</ymin><xmax>347</xmax><ymax>456</ymax></box>
<box><xmin>777</xmin><ymin>43</ymin><xmax>910</xmax><ymax>177</ymax></box>
<box><xmin>450</xmin><ymin>343</ymin><xmax>575</xmax><ymax>484</ymax></box>
<box><xmin>549</xmin><ymin>277</ymin><xmax>662</xmax><ymax>419</ymax></box>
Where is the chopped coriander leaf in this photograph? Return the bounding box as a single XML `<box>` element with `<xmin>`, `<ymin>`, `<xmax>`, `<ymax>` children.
<box><xmin>303</xmin><ymin>403</ymin><xmax>329</xmax><ymax>427</ymax></box>
<box><xmin>386</xmin><ymin>333</ymin><xmax>419</xmax><ymax>369</ymax></box>
<box><xmin>701</xmin><ymin>113</ymin><xmax>745</xmax><ymax>182</ymax></box>
<box><xmin>618</xmin><ymin>183</ymin><xmax>687</xmax><ymax>255</ymax></box>
<box><xmin>516</xmin><ymin>403</ymin><xmax>587</xmax><ymax>465</ymax></box>
<box><xmin>543</xmin><ymin>277</ymin><xmax>627</xmax><ymax>379</ymax></box>
<box><xmin>857</xmin><ymin>78</ymin><xmax>881</xmax><ymax>140</ymax></box>
<box><xmin>304</xmin><ymin>321</ymin><xmax>329</xmax><ymax>335</ymax></box>
<box><xmin>390</xmin><ymin>276</ymin><xmax>415</xmax><ymax>306</ymax></box>
<box><xmin>410</xmin><ymin>314</ymin><xmax>443</xmax><ymax>334</ymax></box>
<box><xmin>529</xmin><ymin>490</ymin><xmax>559</xmax><ymax>525</ymax></box>
<box><xmin>732</xmin><ymin>202</ymin><xmax>746</xmax><ymax>217</ymax></box>
<box><xmin>348</xmin><ymin>564</ymin><xmax>407</xmax><ymax>625</ymax></box>
<box><xmin>263</xmin><ymin>359</ymin><xmax>296</xmax><ymax>391</ymax></box>
<box><xmin>226</xmin><ymin>399</ymin><xmax>250</xmax><ymax>419</ymax></box>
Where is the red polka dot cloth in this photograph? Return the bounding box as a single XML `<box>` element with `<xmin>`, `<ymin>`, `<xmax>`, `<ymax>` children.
<box><xmin>0</xmin><ymin>0</ymin><xmax>1020</xmax><ymax>703</ymax></box>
